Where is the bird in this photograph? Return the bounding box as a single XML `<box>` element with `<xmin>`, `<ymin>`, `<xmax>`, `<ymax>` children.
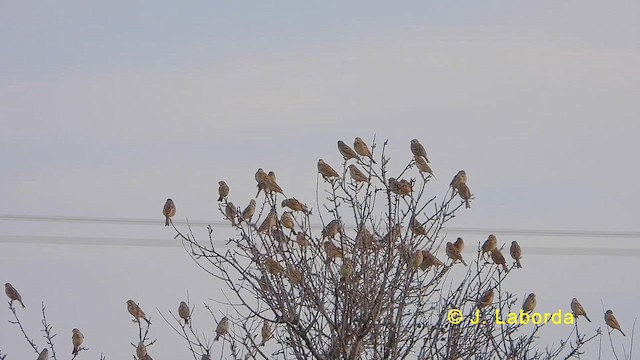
<box><xmin>446</xmin><ymin>242</ymin><xmax>467</xmax><ymax>266</ymax></box>
<box><xmin>571</xmin><ymin>298</ymin><xmax>591</xmax><ymax>322</ymax></box>
<box><xmin>241</xmin><ymin>199</ymin><xmax>256</xmax><ymax>223</ymax></box>
<box><xmin>257</xmin><ymin>209</ymin><xmax>277</xmax><ymax>233</ymax></box>
<box><xmin>420</xmin><ymin>250</ymin><xmax>444</xmax><ymax>270</ymax></box>
<box><xmin>387</xmin><ymin>178</ymin><xmax>401</xmax><ymax>194</ymax></box>
<box><xmin>281</xmin><ymin>198</ymin><xmax>310</xmax><ymax>214</ymax></box>
<box><xmin>295</xmin><ymin>231</ymin><xmax>310</xmax><ymax>248</ymax></box>
<box><xmin>136</xmin><ymin>341</ymin><xmax>147</xmax><ymax>360</ymax></box>
<box><xmin>354</xmin><ymin>137</ymin><xmax>376</xmax><ymax>163</ymax></box>
<box><xmin>162</xmin><ymin>199</ymin><xmax>176</xmax><ymax>226</ymax></box>
<box><xmin>409</xmin><ymin>216</ymin><xmax>426</xmax><ymax>237</ymax></box>
<box><xmin>324</xmin><ymin>241</ymin><xmax>344</xmax><ymax>262</ymax></box>
<box><xmin>215</xmin><ymin>317</ymin><xmax>230</xmax><ymax>341</ymax></box>
<box><xmin>510</xmin><ymin>241</ymin><xmax>522</xmax><ymax>268</ymax></box>
<box><xmin>71</xmin><ymin>328</ymin><xmax>84</xmax><ymax>355</ymax></box>
<box><xmin>348</xmin><ymin>164</ymin><xmax>369</xmax><ymax>183</ymax></box>
<box><xmin>490</xmin><ymin>249</ymin><xmax>509</xmax><ymax>272</ymax></box>
<box><xmin>457</xmin><ymin>183</ymin><xmax>472</xmax><ymax>208</ymax></box>
<box><xmin>340</xmin><ymin>258</ymin><xmax>355</xmax><ymax>281</ymax></box>
<box><xmin>5</xmin><ymin>283</ymin><xmax>25</xmax><ymax>308</ymax></box>
<box><xmin>37</xmin><ymin>348</ymin><xmax>49</xmax><ymax>360</ymax></box>
<box><xmin>126</xmin><ymin>300</ymin><xmax>151</xmax><ymax>325</ymax></box>
<box><xmin>201</xmin><ymin>354</ymin><xmax>211</xmax><ymax>360</ymax></box>
<box><xmin>225</xmin><ymin>202</ymin><xmax>238</xmax><ymax>226</ymax></box>
<box><xmin>287</xmin><ymin>267</ymin><xmax>303</xmax><ymax>285</ymax></box>
<box><xmin>217</xmin><ymin>181</ymin><xmax>229</xmax><ymax>202</ymax></box>
<box><xmin>414</xmin><ymin>156</ymin><xmax>435</xmax><ymax>178</ymax></box>
<box><xmin>268</xmin><ymin>171</ymin><xmax>277</xmax><ymax>182</ymax></box>
<box><xmin>450</xmin><ymin>170</ymin><xmax>467</xmax><ymax>191</ymax></box>
<box><xmin>260</xmin><ymin>320</ymin><xmax>273</xmax><ymax>346</ymax></box>
<box><xmin>409</xmin><ymin>250</ymin><xmax>424</xmax><ymax>270</ymax></box>
<box><xmin>338</xmin><ymin>140</ymin><xmax>360</xmax><ymax>161</ymax></box>
<box><xmin>178</xmin><ymin>301</ymin><xmax>190</xmax><ymax>325</ymax></box>
<box><xmin>255</xmin><ymin>168</ymin><xmax>269</xmax><ymax>196</ymax></box>
<box><xmin>481</xmin><ymin>235</ymin><xmax>497</xmax><ymax>258</ymax></box>
<box><xmin>262</xmin><ymin>173</ymin><xmax>284</xmax><ymax>195</ymax></box>
<box><xmin>522</xmin><ymin>293</ymin><xmax>536</xmax><ymax>313</ymax></box>
<box><xmin>355</xmin><ymin>226</ymin><xmax>376</xmax><ymax>250</ymax></box>
<box><xmin>605</xmin><ymin>310</ymin><xmax>625</xmax><ymax>336</ymax></box>
<box><xmin>317</xmin><ymin>159</ymin><xmax>340</xmax><ymax>181</ymax></box>
<box><xmin>382</xmin><ymin>224</ymin><xmax>402</xmax><ymax>244</ymax></box>
<box><xmin>321</xmin><ymin>219</ymin><xmax>342</xmax><ymax>239</ymax></box>
<box><xmin>453</xmin><ymin>237</ymin><xmax>465</xmax><ymax>252</ymax></box>
<box><xmin>396</xmin><ymin>179</ymin><xmax>413</xmax><ymax>195</ymax></box>
<box><xmin>410</xmin><ymin>139</ymin><xmax>429</xmax><ymax>163</ymax></box>
<box><xmin>280</xmin><ymin>212</ymin><xmax>295</xmax><ymax>233</ymax></box>
<box><xmin>269</xmin><ymin>228</ymin><xmax>291</xmax><ymax>243</ymax></box>
<box><xmin>477</xmin><ymin>289</ymin><xmax>494</xmax><ymax>308</ymax></box>
<box><xmin>265</xmin><ymin>258</ymin><xmax>285</xmax><ymax>275</ymax></box>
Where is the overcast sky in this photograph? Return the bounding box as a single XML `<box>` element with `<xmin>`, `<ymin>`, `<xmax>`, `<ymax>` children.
<box><xmin>1</xmin><ymin>1</ymin><xmax>639</xmax><ymax>359</ymax></box>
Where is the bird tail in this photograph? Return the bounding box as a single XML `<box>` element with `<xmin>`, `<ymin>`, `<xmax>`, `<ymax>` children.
<box><xmin>516</xmin><ymin>260</ymin><xmax>522</xmax><ymax>268</ymax></box>
<box><xmin>584</xmin><ymin>314</ymin><xmax>591</xmax><ymax>322</ymax></box>
<box><xmin>502</xmin><ymin>264</ymin><xmax>509</xmax><ymax>272</ymax></box>
<box><xmin>165</xmin><ymin>217</ymin><xmax>169</xmax><ymax>226</ymax></box>
<box><xmin>465</xmin><ymin>199</ymin><xmax>470</xmax><ymax>208</ymax></box>
<box><xmin>73</xmin><ymin>346</ymin><xmax>78</xmax><ymax>355</ymax></box>
<box><xmin>185</xmin><ymin>318</ymin><xmax>189</xmax><ymax>325</ymax></box>
<box><xmin>620</xmin><ymin>329</ymin><xmax>626</xmax><ymax>336</ymax></box>
<box><xmin>218</xmin><ymin>196</ymin><xmax>223</xmax><ymax>202</ymax></box>
<box><xmin>19</xmin><ymin>300</ymin><xmax>25</xmax><ymax>308</ymax></box>
<box><xmin>214</xmin><ymin>335</ymin><xmax>220</xmax><ymax>341</ymax></box>
<box><xmin>145</xmin><ymin>317</ymin><xmax>152</xmax><ymax>325</ymax></box>
<box><xmin>461</xmin><ymin>259</ymin><xmax>468</xmax><ymax>267</ymax></box>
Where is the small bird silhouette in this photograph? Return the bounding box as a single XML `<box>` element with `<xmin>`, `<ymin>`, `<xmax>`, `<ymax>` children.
<box><xmin>490</xmin><ymin>248</ymin><xmax>509</xmax><ymax>272</ymax></box>
<box><xmin>522</xmin><ymin>293</ymin><xmax>536</xmax><ymax>313</ymax></box>
<box><xmin>410</xmin><ymin>139</ymin><xmax>429</xmax><ymax>162</ymax></box>
<box><xmin>605</xmin><ymin>310</ymin><xmax>625</xmax><ymax>336</ymax></box>
<box><xmin>354</xmin><ymin>137</ymin><xmax>376</xmax><ymax>163</ymax></box>
<box><xmin>162</xmin><ymin>199</ymin><xmax>176</xmax><ymax>226</ymax></box>
<box><xmin>4</xmin><ymin>283</ymin><xmax>25</xmax><ymax>308</ymax></box>
<box><xmin>217</xmin><ymin>181</ymin><xmax>229</xmax><ymax>202</ymax></box>
<box><xmin>481</xmin><ymin>234</ymin><xmax>497</xmax><ymax>258</ymax></box>
<box><xmin>127</xmin><ymin>300</ymin><xmax>151</xmax><ymax>325</ymax></box>
<box><xmin>477</xmin><ymin>289</ymin><xmax>494</xmax><ymax>308</ymax></box>
<box><xmin>571</xmin><ymin>298</ymin><xmax>591</xmax><ymax>322</ymax></box>
<box><xmin>317</xmin><ymin>159</ymin><xmax>340</xmax><ymax>181</ymax></box>
<box><xmin>241</xmin><ymin>199</ymin><xmax>256</xmax><ymax>223</ymax></box>
<box><xmin>215</xmin><ymin>317</ymin><xmax>230</xmax><ymax>341</ymax></box>
<box><xmin>338</xmin><ymin>140</ymin><xmax>360</xmax><ymax>161</ymax></box>
<box><xmin>348</xmin><ymin>164</ymin><xmax>369</xmax><ymax>183</ymax></box>
<box><xmin>510</xmin><ymin>241</ymin><xmax>522</xmax><ymax>268</ymax></box>
<box><xmin>71</xmin><ymin>328</ymin><xmax>84</xmax><ymax>355</ymax></box>
<box><xmin>178</xmin><ymin>301</ymin><xmax>190</xmax><ymax>325</ymax></box>
<box><xmin>446</xmin><ymin>242</ymin><xmax>467</xmax><ymax>266</ymax></box>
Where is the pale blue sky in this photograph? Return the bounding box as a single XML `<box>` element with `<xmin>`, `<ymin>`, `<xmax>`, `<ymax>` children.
<box><xmin>1</xmin><ymin>1</ymin><xmax>639</xmax><ymax>359</ymax></box>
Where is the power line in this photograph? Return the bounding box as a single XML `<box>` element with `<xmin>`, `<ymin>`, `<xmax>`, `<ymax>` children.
<box><xmin>1</xmin><ymin>214</ymin><xmax>640</xmax><ymax>239</ymax></box>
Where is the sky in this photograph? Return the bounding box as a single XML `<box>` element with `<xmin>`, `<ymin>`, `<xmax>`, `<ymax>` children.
<box><xmin>1</xmin><ymin>1</ymin><xmax>639</xmax><ymax>359</ymax></box>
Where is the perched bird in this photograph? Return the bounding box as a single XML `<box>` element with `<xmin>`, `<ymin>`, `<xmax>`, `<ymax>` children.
<box><xmin>263</xmin><ymin>174</ymin><xmax>284</xmax><ymax>195</ymax></box>
<box><xmin>340</xmin><ymin>258</ymin><xmax>355</xmax><ymax>279</ymax></box>
<box><xmin>268</xmin><ymin>171</ymin><xmax>277</xmax><ymax>183</ymax></box>
<box><xmin>255</xmin><ymin>168</ymin><xmax>269</xmax><ymax>196</ymax></box>
<box><xmin>338</xmin><ymin>140</ymin><xmax>360</xmax><ymax>161</ymax></box>
<box><xmin>571</xmin><ymin>298</ymin><xmax>591</xmax><ymax>322</ymax></box>
<box><xmin>457</xmin><ymin>183</ymin><xmax>472</xmax><ymax>208</ymax></box>
<box><xmin>446</xmin><ymin>242</ymin><xmax>467</xmax><ymax>266</ymax></box>
<box><xmin>414</xmin><ymin>156</ymin><xmax>435</xmax><ymax>178</ymax></box>
<box><xmin>477</xmin><ymin>289</ymin><xmax>494</xmax><ymax>308</ymax></box>
<box><xmin>260</xmin><ymin>320</ymin><xmax>273</xmax><ymax>346</ymax></box>
<box><xmin>348</xmin><ymin>164</ymin><xmax>369</xmax><ymax>183</ymax></box>
<box><xmin>409</xmin><ymin>216</ymin><xmax>426</xmax><ymax>237</ymax></box>
<box><xmin>510</xmin><ymin>241</ymin><xmax>522</xmax><ymax>268</ymax></box>
<box><xmin>241</xmin><ymin>199</ymin><xmax>256</xmax><ymax>223</ymax></box>
<box><xmin>280</xmin><ymin>212</ymin><xmax>295</xmax><ymax>233</ymax></box>
<box><xmin>382</xmin><ymin>224</ymin><xmax>402</xmax><ymax>244</ymax></box>
<box><xmin>163</xmin><ymin>199</ymin><xmax>176</xmax><ymax>226</ymax></box>
<box><xmin>387</xmin><ymin>178</ymin><xmax>401</xmax><ymax>194</ymax></box>
<box><xmin>225</xmin><ymin>202</ymin><xmax>238</xmax><ymax>226</ymax></box>
<box><xmin>420</xmin><ymin>250</ymin><xmax>444</xmax><ymax>270</ymax></box>
<box><xmin>215</xmin><ymin>317</ymin><xmax>230</xmax><ymax>341</ymax></box>
<box><xmin>286</xmin><ymin>267</ymin><xmax>303</xmax><ymax>285</ymax></box>
<box><xmin>126</xmin><ymin>300</ymin><xmax>151</xmax><ymax>325</ymax></box>
<box><xmin>317</xmin><ymin>159</ymin><xmax>340</xmax><ymax>181</ymax></box>
<box><xmin>282</xmin><ymin>198</ymin><xmax>310</xmax><ymax>214</ymax></box>
<box><xmin>490</xmin><ymin>249</ymin><xmax>509</xmax><ymax>272</ymax></box>
<box><xmin>178</xmin><ymin>301</ymin><xmax>190</xmax><ymax>325</ymax></box>
<box><xmin>409</xmin><ymin>250</ymin><xmax>424</xmax><ymax>270</ymax></box>
<box><xmin>481</xmin><ymin>235</ymin><xmax>497</xmax><ymax>258</ymax></box>
<box><xmin>217</xmin><ymin>181</ymin><xmax>229</xmax><ymax>202</ymax></box>
<box><xmin>265</xmin><ymin>258</ymin><xmax>285</xmax><ymax>275</ymax></box>
<box><xmin>450</xmin><ymin>170</ymin><xmax>467</xmax><ymax>191</ymax></box>
<box><xmin>257</xmin><ymin>209</ymin><xmax>277</xmax><ymax>234</ymax></box>
<box><xmin>453</xmin><ymin>237</ymin><xmax>465</xmax><ymax>252</ymax></box>
<box><xmin>71</xmin><ymin>328</ymin><xmax>84</xmax><ymax>355</ymax></box>
<box><xmin>201</xmin><ymin>354</ymin><xmax>211</xmax><ymax>360</ymax></box>
<box><xmin>37</xmin><ymin>348</ymin><xmax>49</xmax><ymax>360</ymax></box>
<box><xmin>354</xmin><ymin>137</ymin><xmax>376</xmax><ymax>163</ymax></box>
<box><xmin>136</xmin><ymin>342</ymin><xmax>147</xmax><ymax>359</ymax></box>
<box><xmin>321</xmin><ymin>219</ymin><xmax>342</xmax><ymax>240</ymax></box>
<box><xmin>522</xmin><ymin>293</ymin><xmax>536</xmax><ymax>313</ymax></box>
<box><xmin>295</xmin><ymin>231</ymin><xmax>310</xmax><ymax>248</ymax></box>
<box><xmin>605</xmin><ymin>310</ymin><xmax>625</xmax><ymax>336</ymax></box>
<box><xmin>396</xmin><ymin>179</ymin><xmax>413</xmax><ymax>195</ymax></box>
<box><xmin>355</xmin><ymin>226</ymin><xmax>376</xmax><ymax>250</ymax></box>
<box><xmin>269</xmin><ymin>228</ymin><xmax>291</xmax><ymax>243</ymax></box>
<box><xmin>5</xmin><ymin>283</ymin><xmax>25</xmax><ymax>308</ymax></box>
<box><xmin>410</xmin><ymin>139</ymin><xmax>429</xmax><ymax>163</ymax></box>
<box><xmin>324</xmin><ymin>241</ymin><xmax>344</xmax><ymax>261</ymax></box>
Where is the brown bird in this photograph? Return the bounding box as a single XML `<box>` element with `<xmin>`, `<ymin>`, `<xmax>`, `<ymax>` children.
<box><xmin>265</xmin><ymin>258</ymin><xmax>285</xmax><ymax>275</ymax></box>
<box><xmin>317</xmin><ymin>159</ymin><xmax>340</xmax><ymax>181</ymax></box>
<box><xmin>4</xmin><ymin>283</ymin><xmax>25</xmax><ymax>308</ymax></box>
<box><xmin>136</xmin><ymin>342</ymin><xmax>147</xmax><ymax>360</ymax></box>
<box><xmin>409</xmin><ymin>250</ymin><xmax>424</xmax><ymax>270</ymax></box>
<box><xmin>217</xmin><ymin>181</ymin><xmax>229</xmax><ymax>202</ymax></box>
<box><xmin>605</xmin><ymin>310</ymin><xmax>625</xmax><ymax>336</ymax></box>
<box><xmin>477</xmin><ymin>289</ymin><xmax>494</xmax><ymax>308</ymax></box>
<box><xmin>281</xmin><ymin>198</ymin><xmax>310</xmax><ymax>214</ymax></box>
<box><xmin>446</xmin><ymin>242</ymin><xmax>467</xmax><ymax>266</ymax></box>
<box><xmin>268</xmin><ymin>171</ymin><xmax>277</xmax><ymax>182</ymax></box>
<box><xmin>410</xmin><ymin>139</ymin><xmax>429</xmax><ymax>163</ymax></box>
<box><xmin>510</xmin><ymin>241</ymin><xmax>522</xmax><ymax>268</ymax></box>
<box><xmin>324</xmin><ymin>241</ymin><xmax>344</xmax><ymax>261</ymax></box>
<box><xmin>225</xmin><ymin>202</ymin><xmax>238</xmax><ymax>226</ymax></box>
<box><xmin>257</xmin><ymin>209</ymin><xmax>277</xmax><ymax>233</ymax></box>
<box><xmin>214</xmin><ymin>316</ymin><xmax>230</xmax><ymax>341</ymax></box>
<box><xmin>354</xmin><ymin>137</ymin><xmax>376</xmax><ymax>163</ymax></box>
<box><xmin>409</xmin><ymin>215</ymin><xmax>427</xmax><ymax>237</ymax></box>
<box><xmin>382</xmin><ymin>224</ymin><xmax>402</xmax><ymax>244</ymax></box>
<box><xmin>260</xmin><ymin>320</ymin><xmax>273</xmax><ymax>346</ymax></box>
<box><xmin>295</xmin><ymin>231</ymin><xmax>310</xmax><ymax>248</ymax></box>
<box><xmin>396</xmin><ymin>179</ymin><xmax>413</xmax><ymax>195</ymax></box>
<box><xmin>127</xmin><ymin>300</ymin><xmax>151</xmax><ymax>325</ymax></box>
<box><xmin>269</xmin><ymin>228</ymin><xmax>291</xmax><ymax>243</ymax></box>
<box><xmin>490</xmin><ymin>249</ymin><xmax>509</xmax><ymax>272</ymax></box>
<box><xmin>37</xmin><ymin>349</ymin><xmax>49</xmax><ymax>360</ymax></box>
<box><xmin>338</xmin><ymin>140</ymin><xmax>360</xmax><ymax>161</ymax></box>
<box><xmin>263</xmin><ymin>174</ymin><xmax>284</xmax><ymax>195</ymax></box>
<box><xmin>241</xmin><ymin>199</ymin><xmax>256</xmax><ymax>223</ymax></box>
<box><xmin>481</xmin><ymin>234</ymin><xmax>497</xmax><ymax>258</ymax></box>
<box><xmin>457</xmin><ymin>183</ymin><xmax>472</xmax><ymax>208</ymax></box>
<box><xmin>286</xmin><ymin>267</ymin><xmax>304</xmax><ymax>285</ymax></box>
<box><xmin>387</xmin><ymin>178</ymin><xmax>401</xmax><ymax>194</ymax></box>
<box><xmin>420</xmin><ymin>250</ymin><xmax>444</xmax><ymax>270</ymax></box>
<box><xmin>355</xmin><ymin>225</ymin><xmax>376</xmax><ymax>250</ymax></box>
<box><xmin>71</xmin><ymin>328</ymin><xmax>84</xmax><ymax>355</ymax></box>
<box><xmin>571</xmin><ymin>298</ymin><xmax>591</xmax><ymax>322</ymax></box>
<box><xmin>255</xmin><ymin>168</ymin><xmax>269</xmax><ymax>196</ymax></box>
<box><xmin>453</xmin><ymin>237</ymin><xmax>465</xmax><ymax>252</ymax></box>
<box><xmin>178</xmin><ymin>301</ymin><xmax>190</xmax><ymax>325</ymax></box>
<box><xmin>163</xmin><ymin>199</ymin><xmax>176</xmax><ymax>226</ymax></box>
<box><xmin>348</xmin><ymin>164</ymin><xmax>369</xmax><ymax>183</ymax></box>
<box><xmin>340</xmin><ymin>258</ymin><xmax>355</xmax><ymax>281</ymax></box>
<box><xmin>414</xmin><ymin>156</ymin><xmax>435</xmax><ymax>178</ymax></box>
<box><xmin>450</xmin><ymin>170</ymin><xmax>467</xmax><ymax>190</ymax></box>
<box><xmin>280</xmin><ymin>212</ymin><xmax>295</xmax><ymax>233</ymax></box>
<box><xmin>321</xmin><ymin>219</ymin><xmax>342</xmax><ymax>239</ymax></box>
<box><xmin>522</xmin><ymin>293</ymin><xmax>536</xmax><ymax>313</ymax></box>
